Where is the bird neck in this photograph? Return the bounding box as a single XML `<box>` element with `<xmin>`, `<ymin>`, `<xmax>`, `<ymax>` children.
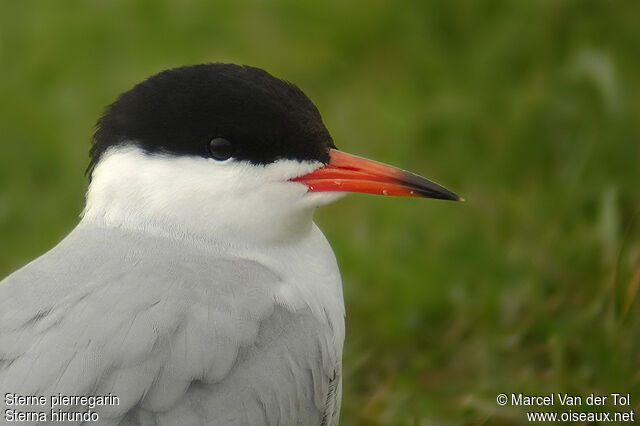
<box><xmin>80</xmin><ymin>147</ymin><xmax>324</xmax><ymax>248</ymax></box>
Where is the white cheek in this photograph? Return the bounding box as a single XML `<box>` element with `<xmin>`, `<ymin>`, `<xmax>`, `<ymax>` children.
<box><xmin>82</xmin><ymin>146</ymin><xmax>329</xmax><ymax>244</ymax></box>
<box><xmin>301</xmin><ymin>191</ymin><xmax>347</xmax><ymax>208</ymax></box>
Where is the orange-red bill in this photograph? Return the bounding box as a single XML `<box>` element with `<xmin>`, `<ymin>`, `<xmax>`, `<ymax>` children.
<box><xmin>292</xmin><ymin>149</ymin><xmax>461</xmax><ymax>201</ymax></box>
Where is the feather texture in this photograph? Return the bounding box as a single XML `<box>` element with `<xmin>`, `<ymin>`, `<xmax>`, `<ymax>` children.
<box><xmin>0</xmin><ymin>223</ymin><xmax>344</xmax><ymax>425</ymax></box>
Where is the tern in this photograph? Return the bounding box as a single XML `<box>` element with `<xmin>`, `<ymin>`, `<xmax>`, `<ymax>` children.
<box><xmin>0</xmin><ymin>63</ymin><xmax>459</xmax><ymax>425</ymax></box>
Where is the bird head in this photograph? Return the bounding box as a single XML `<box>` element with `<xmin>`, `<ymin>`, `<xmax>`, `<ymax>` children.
<box><xmin>83</xmin><ymin>63</ymin><xmax>459</xmax><ymax>245</ymax></box>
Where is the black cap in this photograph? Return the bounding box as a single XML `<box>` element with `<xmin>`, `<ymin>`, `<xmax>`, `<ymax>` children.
<box><xmin>89</xmin><ymin>63</ymin><xmax>335</xmax><ymax>175</ymax></box>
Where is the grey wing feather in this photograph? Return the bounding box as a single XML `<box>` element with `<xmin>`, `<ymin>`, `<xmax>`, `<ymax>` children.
<box><xmin>0</xmin><ymin>225</ymin><xmax>340</xmax><ymax>425</ymax></box>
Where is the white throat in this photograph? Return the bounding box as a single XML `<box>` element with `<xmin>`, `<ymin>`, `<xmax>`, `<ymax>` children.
<box><xmin>81</xmin><ymin>146</ymin><xmax>344</xmax><ymax>246</ymax></box>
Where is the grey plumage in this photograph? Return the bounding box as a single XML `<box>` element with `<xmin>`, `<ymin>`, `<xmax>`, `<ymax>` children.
<box><xmin>0</xmin><ymin>224</ymin><xmax>342</xmax><ymax>425</ymax></box>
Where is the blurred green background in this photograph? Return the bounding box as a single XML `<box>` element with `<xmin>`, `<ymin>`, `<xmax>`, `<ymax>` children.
<box><xmin>1</xmin><ymin>1</ymin><xmax>639</xmax><ymax>424</ymax></box>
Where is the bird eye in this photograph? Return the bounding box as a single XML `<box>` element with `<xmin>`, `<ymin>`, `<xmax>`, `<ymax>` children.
<box><xmin>207</xmin><ymin>138</ymin><xmax>234</xmax><ymax>161</ymax></box>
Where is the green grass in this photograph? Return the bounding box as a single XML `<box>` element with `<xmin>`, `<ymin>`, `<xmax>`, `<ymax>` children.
<box><xmin>1</xmin><ymin>1</ymin><xmax>639</xmax><ymax>424</ymax></box>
